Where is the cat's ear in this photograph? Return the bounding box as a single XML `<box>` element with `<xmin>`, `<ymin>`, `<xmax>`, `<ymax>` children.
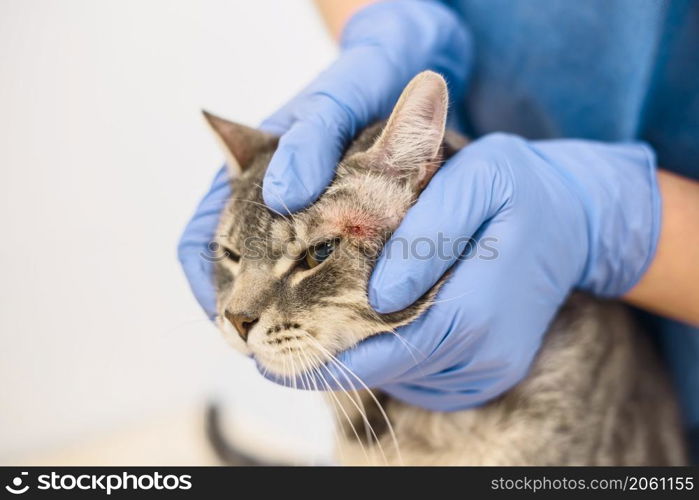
<box><xmin>366</xmin><ymin>71</ymin><xmax>448</xmax><ymax>190</ymax></box>
<box><xmin>202</xmin><ymin>111</ymin><xmax>275</xmax><ymax>176</ymax></box>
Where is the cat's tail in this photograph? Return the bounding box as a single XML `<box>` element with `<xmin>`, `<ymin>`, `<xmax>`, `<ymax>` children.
<box><xmin>205</xmin><ymin>402</ymin><xmax>277</xmax><ymax>466</ymax></box>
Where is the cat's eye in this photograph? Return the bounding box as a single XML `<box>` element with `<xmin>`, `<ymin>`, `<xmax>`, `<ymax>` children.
<box><xmin>221</xmin><ymin>246</ymin><xmax>240</xmax><ymax>263</ymax></box>
<box><xmin>303</xmin><ymin>239</ymin><xmax>338</xmax><ymax>269</ymax></box>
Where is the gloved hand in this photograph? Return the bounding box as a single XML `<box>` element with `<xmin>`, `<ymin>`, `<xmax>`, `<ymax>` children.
<box><xmin>299</xmin><ymin>134</ymin><xmax>660</xmax><ymax>411</ymax></box>
<box><xmin>259</xmin><ymin>0</ymin><xmax>473</xmax><ymax>213</ymax></box>
<box><xmin>178</xmin><ymin>0</ymin><xmax>472</xmax><ymax>319</ymax></box>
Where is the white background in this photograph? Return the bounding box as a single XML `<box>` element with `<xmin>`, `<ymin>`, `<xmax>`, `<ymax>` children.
<box><xmin>0</xmin><ymin>0</ymin><xmax>336</xmax><ymax>464</ymax></box>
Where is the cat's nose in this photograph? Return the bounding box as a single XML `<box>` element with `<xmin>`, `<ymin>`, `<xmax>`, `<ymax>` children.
<box><xmin>224</xmin><ymin>310</ymin><xmax>258</xmax><ymax>342</ymax></box>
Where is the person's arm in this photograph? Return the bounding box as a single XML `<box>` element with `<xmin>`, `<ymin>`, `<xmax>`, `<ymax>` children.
<box><xmin>314</xmin><ymin>0</ymin><xmax>378</xmax><ymax>40</ymax></box>
<box><xmin>624</xmin><ymin>170</ymin><xmax>699</xmax><ymax>325</ymax></box>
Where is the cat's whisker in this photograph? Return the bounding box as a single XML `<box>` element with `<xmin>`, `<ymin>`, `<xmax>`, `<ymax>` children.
<box><xmin>318</xmin><ymin>344</ymin><xmax>403</xmax><ymax>465</ymax></box>
<box><xmin>311</xmin><ymin>364</ymin><xmax>348</xmax><ymax>466</ymax></box>
<box><xmin>299</xmin><ymin>335</ymin><xmax>375</xmax><ymax>448</ymax></box>
<box><xmin>289</xmin><ymin>354</ymin><xmax>297</xmax><ymax>391</ymax></box>
<box><xmin>228</xmin><ymin>196</ymin><xmax>293</xmax><ymax>227</ymax></box>
<box><xmin>379</xmin><ymin>328</ymin><xmax>430</xmax><ymax>381</ymax></box>
<box><xmin>306</xmin><ymin>339</ymin><xmax>403</xmax><ymax>465</ymax></box>
<box><xmin>308</xmin><ymin>352</ymin><xmax>371</xmax><ymax>464</ymax></box>
<box><xmin>296</xmin><ymin>353</ymin><xmax>327</xmax><ymax>465</ymax></box>
<box><xmin>427</xmin><ymin>288</ymin><xmax>477</xmax><ymax>305</ymax></box>
<box><xmin>298</xmin><ymin>350</ymin><xmax>347</xmax><ymax>466</ymax></box>
<box><xmin>307</xmin><ymin>350</ymin><xmax>384</xmax><ymax>466</ymax></box>
<box><xmin>314</xmin><ymin>354</ymin><xmax>388</xmax><ymax>465</ymax></box>
<box><xmin>299</xmin><ymin>351</ymin><xmax>316</xmax><ymax>391</ymax></box>
<box><xmin>383</xmin><ymin>328</ymin><xmax>427</xmax><ymax>368</ymax></box>
<box><xmin>371</xmin><ymin>304</ymin><xmax>450</xmax><ymax>382</ymax></box>
<box><xmin>297</xmin><ymin>353</ymin><xmax>310</xmax><ymax>391</ymax></box>
<box><xmin>282</xmin><ymin>353</ymin><xmax>290</xmax><ymax>385</ymax></box>
<box><xmin>296</xmin><ymin>349</ymin><xmax>335</xmax><ymax>463</ymax></box>
<box><xmin>320</xmin><ymin>357</ymin><xmax>385</xmax><ymax>464</ymax></box>
<box><xmin>301</xmin><ymin>344</ymin><xmax>384</xmax><ymax>463</ymax></box>
<box><xmin>253</xmin><ymin>180</ymin><xmax>299</xmax><ymax>223</ymax></box>
<box><xmin>287</xmin><ymin>352</ymin><xmax>304</xmax><ymax>466</ymax></box>
<box><xmin>332</xmin><ymin>362</ymin><xmax>374</xmax><ymax>449</ymax></box>
<box><xmin>250</xmin><ymin>181</ymin><xmax>302</xmax><ymax>228</ymax></box>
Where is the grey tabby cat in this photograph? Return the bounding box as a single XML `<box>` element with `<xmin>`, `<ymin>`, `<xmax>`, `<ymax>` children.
<box><xmin>204</xmin><ymin>71</ymin><xmax>686</xmax><ymax>465</ymax></box>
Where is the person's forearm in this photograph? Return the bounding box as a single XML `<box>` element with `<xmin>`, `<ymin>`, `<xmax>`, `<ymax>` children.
<box><xmin>624</xmin><ymin>170</ymin><xmax>699</xmax><ymax>325</ymax></box>
<box><xmin>314</xmin><ymin>0</ymin><xmax>379</xmax><ymax>39</ymax></box>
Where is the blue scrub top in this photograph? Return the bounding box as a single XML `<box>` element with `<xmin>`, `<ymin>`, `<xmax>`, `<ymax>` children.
<box><xmin>445</xmin><ymin>0</ymin><xmax>698</xmax><ymax>458</ymax></box>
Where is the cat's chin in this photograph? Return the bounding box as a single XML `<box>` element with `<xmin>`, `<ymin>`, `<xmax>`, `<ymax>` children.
<box><xmin>251</xmin><ymin>352</ymin><xmax>318</xmax><ymax>380</ymax></box>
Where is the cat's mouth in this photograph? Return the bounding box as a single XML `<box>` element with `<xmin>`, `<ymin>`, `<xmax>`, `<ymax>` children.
<box><xmin>250</xmin><ymin>332</ymin><xmax>328</xmax><ymax>378</ymax></box>
<box><xmin>218</xmin><ymin>313</ymin><xmax>329</xmax><ymax>378</ymax></box>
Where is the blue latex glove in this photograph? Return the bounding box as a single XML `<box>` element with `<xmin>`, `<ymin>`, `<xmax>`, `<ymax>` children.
<box><xmin>308</xmin><ymin>134</ymin><xmax>661</xmax><ymax>410</ymax></box>
<box><xmin>260</xmin><ymin>0</ymin><xmax>472</xmax><ymax>213</ymax></box>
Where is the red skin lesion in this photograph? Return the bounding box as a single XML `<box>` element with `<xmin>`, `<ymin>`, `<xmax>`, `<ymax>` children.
<box><xmin>322</xmin><ymin>206</ymin><xmax>383</xmax><ymax>242</ymax></box>
<box><xmin>345</xmin><ymin>223</ymin><xmax>366</xmax><ymax>238</ymax></box>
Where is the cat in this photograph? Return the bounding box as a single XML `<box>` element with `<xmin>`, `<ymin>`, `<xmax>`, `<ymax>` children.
<box><xmin>202</xmin><ymin>71</ymin><xmax>686</xmax><ymax>465</ymax></box>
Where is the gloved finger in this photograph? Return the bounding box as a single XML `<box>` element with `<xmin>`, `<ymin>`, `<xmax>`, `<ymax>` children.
<box><xmin>368</xmin><ymin>135</ymin><xmax>516</xmax><ymax>313</ymax></box>
<box><xmin>262</xmin><ymin>98</ymin><xmax>352</xmax><ymax>214</ymax></box>
<box><xmin>177</xmin><ymin>166</ymin><xmax>231</xmax><ymax>319</ymax></box>
<box><xmin>262</xmin><ymin>49</ymin><xmax>410</xmax><ymax>214</ymax></box>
